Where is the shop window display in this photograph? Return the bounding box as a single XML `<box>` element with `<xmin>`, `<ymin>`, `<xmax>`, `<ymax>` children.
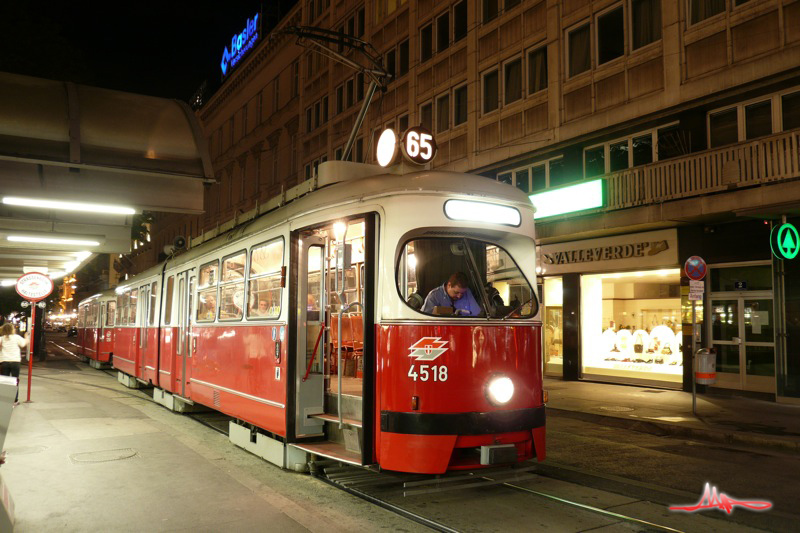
<box><xmin>543</xmin><ymin>277</ymin><xmax>563</xmax><ymax>375</ymax></box>
<box><xmin>581</xmin><ymin>269</ymin><xmax>683</xmax><ymax>385</ymax></box>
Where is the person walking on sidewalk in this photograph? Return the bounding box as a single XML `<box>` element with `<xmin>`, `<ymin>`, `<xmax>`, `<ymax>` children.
<box><xmin>0</xmin><ymin>323</ymin><xmax>28</xmax><ymax>404</ymax></box>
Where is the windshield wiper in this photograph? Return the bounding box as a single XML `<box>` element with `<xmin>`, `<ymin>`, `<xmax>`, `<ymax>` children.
<box><xmin>502</xmin><ymin>296</ymin><xmax>533</xmax><ymax>320</ymax></box>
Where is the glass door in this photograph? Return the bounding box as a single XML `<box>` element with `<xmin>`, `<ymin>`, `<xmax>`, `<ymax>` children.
<box><xmin>710</xmin><ymin>296</ymin><xmax>775</xmax><ymax>393</ymax></box>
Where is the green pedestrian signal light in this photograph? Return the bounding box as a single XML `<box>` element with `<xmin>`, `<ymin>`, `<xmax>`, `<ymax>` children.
<box><xmin>770</xmin><ymin>222</ymin><xmax>800</xmax><ymax>260</ymax></box>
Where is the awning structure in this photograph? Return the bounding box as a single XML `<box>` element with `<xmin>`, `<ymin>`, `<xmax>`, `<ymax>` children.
<box><xmin>0</xmin><ymin>71</ymin><xmax>213</xmax><ymax>282</ymax></box>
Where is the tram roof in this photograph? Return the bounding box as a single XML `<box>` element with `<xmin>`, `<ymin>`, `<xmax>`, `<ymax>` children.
<box><xmin>117</xmin><ymin>163</ymin><xmax>535</xmax><ymax>288</ymax></box>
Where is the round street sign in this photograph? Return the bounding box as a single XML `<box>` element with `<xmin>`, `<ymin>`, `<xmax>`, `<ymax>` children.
<box><xmin>684</xmin><ymin>256</ymin><xmax>707</xmax><ymax>281</ymax></box>
<box><xmin>15</xmin><ymin>272</ymin><xmax>54</xmax><ymax>302</ymax></box>
<box><xmin>770</xmin><ymin>222</ymin><xmax>800</xmax><ymax>260</ymax></box>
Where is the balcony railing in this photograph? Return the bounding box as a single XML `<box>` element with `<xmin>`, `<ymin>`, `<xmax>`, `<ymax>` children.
<box><xmin>605</xmin><ymin>130</ymin><xmax>800</xmax><ymax>211</ymax></box>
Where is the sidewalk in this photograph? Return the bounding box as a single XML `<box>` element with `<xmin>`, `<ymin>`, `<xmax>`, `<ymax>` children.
<box><xmin>545</xmin><ymin>377</ymin><xmax>800</xmax><ymax>454</ymax></box>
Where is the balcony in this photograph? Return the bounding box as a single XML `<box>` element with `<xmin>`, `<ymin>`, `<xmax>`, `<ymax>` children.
<box><xmin>605</xmin><ymin>130</ymin><xmax>800</xmax><ymax>211</ymax></box>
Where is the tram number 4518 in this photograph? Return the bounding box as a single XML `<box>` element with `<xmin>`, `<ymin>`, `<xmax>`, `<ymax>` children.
<box><xmin>408</xmin><ymin>364</ymin><xmax>448</xmax><ymax>382</ymax></box>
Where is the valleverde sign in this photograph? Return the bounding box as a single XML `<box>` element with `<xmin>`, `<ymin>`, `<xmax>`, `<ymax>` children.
<box><xmin>220</xmin><ymin>14</ymin><xmax>260</xmax><ymax>78</ymax></box>
<box><xmin>538</xmin><ymin>229</ymin><xmax>678</xmax><ymax>275</ymax></box>
<box><xmin>542</xmin><ymin>239</ymin><xmax>669</xmax><ymax>266</ymax></box>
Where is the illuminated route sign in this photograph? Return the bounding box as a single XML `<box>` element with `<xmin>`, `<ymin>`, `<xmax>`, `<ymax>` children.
<box><xmin>221</xmin><ymin>14</ymin><xmax>261</xmax><ymax>78</ymax></box>
<box><xmin>771</xmin><ymin>222</ymin><xmax>800</xmax><ymax>260</ymax></box>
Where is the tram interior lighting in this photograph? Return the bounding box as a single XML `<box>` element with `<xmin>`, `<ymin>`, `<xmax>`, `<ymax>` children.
<box><xmin>7</xmin><ymin>235</ymin><xmax>100</xmax><ymax>246</ymax></box>
<box><xmin>530</xmin><ymin>179</ymin><xmax>603</xmax><ymax>219</ymax></box>
<box><xmin>1</xmin><ymin>280</ymin><xmax>15</xmax><ymax>287</ymax></box>
<box><xmin>49</xmin><ymin>271</ymin><xmax>66</xmax><ymax>279</ymax></box>
<box><xmin>2</xmin><ymin>196</ymin><xmax>136</xmax><ymax>215</ymax></box>
<box><xmin>444</xmin><ymin>200</ymin><xmax>521</xmax><ymax>227</ymax></box>
<box><xmin>333</xmin><ymin>221</ymin><xmax>348</xmax><ymax>242</ymax></box>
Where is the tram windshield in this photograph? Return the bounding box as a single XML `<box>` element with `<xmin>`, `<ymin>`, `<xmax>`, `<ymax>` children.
<box><xmin>397</xmin><ymin>237</ymin><xmax>538</xmax><ymax>318</ymax></box>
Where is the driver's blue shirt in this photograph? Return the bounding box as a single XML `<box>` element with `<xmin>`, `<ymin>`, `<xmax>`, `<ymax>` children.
<box><xmin>422</xmin><ymin>284</ymin><xmax>482</xmax><ymax>316</ymax></box>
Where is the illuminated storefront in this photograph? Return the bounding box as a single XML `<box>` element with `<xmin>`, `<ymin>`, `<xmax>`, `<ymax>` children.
<box><xmin>540</xmin><ymin>229</ymin><xmax>682</xmax><ymax>387</ymax></box>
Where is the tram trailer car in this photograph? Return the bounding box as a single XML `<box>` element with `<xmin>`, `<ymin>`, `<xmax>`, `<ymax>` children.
<box><xmin>79</xmin><ymin>161</ymin><xmax>546</xmax><ymax>474</ymax></box>
<box><xmin>76</xmin><ymin>290</ymin><xmax>117</xmax><ymax>368</ymax></box>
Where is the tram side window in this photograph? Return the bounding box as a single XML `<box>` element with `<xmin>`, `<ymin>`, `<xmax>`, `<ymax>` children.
<box><xmin>106</xmin><ymin>302</ymin><xmax>116</xmax><ymax>327</ymax></box>
<box><xmin>220</xmin><ymin>251</ymin><xmax>246</xmax><ymax>320</ymax></box>
<box><xmin>117</xmin><ymin>293</ymin><xmax>127</xmax><ymax>326</ymax></box>
<box><xmin>397</xmin><ymin>237</ymin><xmax>537</xmax><ymax>318</ymax></box>
<box><xmin>129</xmin><ymin>289</ymin><xmax>138</xmax><ymax>325</ymax></box>
<box><xmin>248</xmin><ymin>239</ymin><xmax>283</xmax><ymax>319</ymax></box>
<box><xmin>164</xmin><ymin>276</ymin><xmax>175</xmax><ymax>325</ymax></box>
<box><xmin>149</xmin><ymin>281</ymin><xmax>158</xmax><ymax>325</ymax></box>
<box><xmin>197</xmin><ymin>260</ymin><xmax>219</xmax><ymax>322</ymax></box>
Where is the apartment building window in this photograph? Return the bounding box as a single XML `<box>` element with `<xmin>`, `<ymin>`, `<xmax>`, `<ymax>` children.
<box><xmin>690</xmin><ymin>0</ymin><xmax>725</xmax><ymax>25</ymax></box>
<box><xmin>528</xmin><ymin>46</ymin><xmax>547</xmax><ymax>94</ymax></box>
<box><xmin>375</xmin><ymin>0</ymin><xmax>407</xmax><ymax>23</ymax></box>
<box><xmin>499</xmin><ymin>158</ymin><xmax>564</xmax><ymax>192</ymax></box>
<box><xmin>322</xmin><ymin>96</ymin><xmax>329</xmax><ymax>123</ymax></box>
<box><xmin>597</xmin><ymin>6</ymin><xmax>624</xmax><ymax>65</ymax></box>
<box><xmin>314</xmin><ymin>102</ymin><xmax>321</xmax><ymax>129</ymax></box>
<box><xmin>454</xmin><ymin>85</ymin><xmax>468</xmax><ymax>126</ymax></box>
<box><xmin>784</xmin><ymin>91</ymin><xmax>800</xmax><ymax>130</ymax></box>
<box><xmin>437</xmin><ymin>93</ymin><xmax>450</xmax><ymax>133</ymax></box>
<box><xmin>420</xmin><ymin>101</ymin><xmax>433</xmax><ymax>131</ymax></box>
<box><xmin>348</xmin><ymin>16</ymin><xmax>355</xmax><ymax>36</ymax></box>
<box><xmin>355</xmin><ymin>73</ymin><xmax>364</xmax><ymax>101</ymax></box>
<box><xmin>357</xmin><ymin>7</ymin><xmax>365</xmax><ymax>37</ymax></box>
<box><xmin>709</xmin><ymin>108</ymin><xmax>739</xmax><ymax>148</ymax></box>
<box><xmin>355</xmin><ymin>138</ymin><xmax>364</xmax><ymax>162</ymax></box>
<box><xmin>584</xmin><ymin>130</ymin><xmax>660</xmax><ymax>176</ymax></box>
<box><xmin>454</xmin><ymin>1</ymin><xmax>468</xmax><ymax>41</ymax></box>
<box><xmin>306</xmin><ymin>108</ymin><xmax>313</xmax><ymax>133</ymax></box>
<box><xmin>421</xmin><ymin>23</ymin><xmax>433</xmax><ymax>62</ymax></box>
<box><xmin>292</xmin><ymin>61</ymin><xmax>300</xmax><ymax>97</ymax></box>
<box><xmin>273</xmin><ymin>78</ymin><xmax>280</xmax><ymax>110</ymax></box>
<box><xmin>745</xmin><ymin>101</ymin><xmax>771</xmax><ymax>140</ymax></box>
<box><xmin>398</xmin><ymin>113</ymin><xmax>410</xmax><ymax>133</ymax></box>
<box><xmin>395</xmin><ymin>40</ymin><xmax>409</xmax><ymax>78</ymax></box>
<box><xmin>336</xmin><ymin>85</ymin><xmax>344</xmax><ymax>114</ymax></box>
<box><xmin>514</xmin><ymin>168</ymin><xmax>529</xmax><ymax>193</ymax></box>
<box><xmin>568</xmin><ymin>24</ymin><xmax>591</xmax><ymax>77</ymax></box>
<box><xmin>483</xmin><ymin>69</ymin><xmax>499</xmax><ymax>113</ymax></box>
<box><xmin>346</xmin><ymin>79</ymin><xmax>354</xmax><ymax>107</ymax></box>
<box><xmin>386</xmin><ymin>49</ymin><xmax>397</xmax><ymax>80</ymax></box>
<box><xmin>483</xmin><ymin>0</ymin><xmax>499</xmax><ymax>23</ymax></box>
<box><xmin>585</xmin><ymin>146</ymin><xmax>605</xmax><ymax>177</ymax></box>
<box><xmin>504</xmin><ymin>57</ymin><xmax>523</xmax><ymax>105</ymax></box>
<box><xmin>437</xmin><ymin>12</ymin><xmax>450</xmax><ymax>52</ymax></box>
<box><xmin>632</xmin><ymin>0</ymin><xmax>661</xmax><ymax>49</ymax></box>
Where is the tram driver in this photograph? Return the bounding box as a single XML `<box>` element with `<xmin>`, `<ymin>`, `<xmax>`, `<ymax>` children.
<box><xmin>422</xmin><ymin>272</ymin><xmax>482</xmax><ymax>316</ymax></box>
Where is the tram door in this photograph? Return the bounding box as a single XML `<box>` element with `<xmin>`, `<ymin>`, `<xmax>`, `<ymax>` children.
<box><xmin>138</xmin><ymin>283</ymin><xmax>150</xmax><ymax>377</ymax></box>
<box><xmin>294</xmin><ymin>235</ymin><xmax>326</xmax><ymax>437</ymax></box>
<box><xmin>175</xmin><ymin>270</ymin><xmax>195</xmax><ymax>398</ymax></box>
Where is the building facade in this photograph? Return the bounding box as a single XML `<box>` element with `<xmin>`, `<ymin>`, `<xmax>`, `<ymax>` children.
<box><xmin>128</xmin><ymin>0</ymin><xmax>800</xmax><ymax>401</ymax></box>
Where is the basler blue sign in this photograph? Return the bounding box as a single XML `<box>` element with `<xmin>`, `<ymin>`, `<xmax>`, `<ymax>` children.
<box><xmin>221</xmin><ymin>14</ymin><xmax>260</xmax><ymax>78</ymax></box>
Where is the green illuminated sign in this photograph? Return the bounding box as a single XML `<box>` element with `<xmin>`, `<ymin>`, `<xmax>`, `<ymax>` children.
<box><xmin>770</xmin><ymin>223</ymin><xmax>800</xmax><ymax>260</ymax></box>
<box><xmin>530</xmin><ymin>179</ymin><xmax>604</xmax><ymax>219</ymax></box>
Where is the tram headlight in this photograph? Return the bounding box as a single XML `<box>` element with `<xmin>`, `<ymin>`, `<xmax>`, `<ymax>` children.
<box><xmin>486</xmin><ymin>376</ymin><xmax>514</xmax><ymax>405</ymax></box>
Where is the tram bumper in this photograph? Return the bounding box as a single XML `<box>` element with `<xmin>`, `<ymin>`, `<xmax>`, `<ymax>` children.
<box><xmin>379</xmin><ymin>406</ymin><xmax>546</xmax><ymax>473</ymax></box>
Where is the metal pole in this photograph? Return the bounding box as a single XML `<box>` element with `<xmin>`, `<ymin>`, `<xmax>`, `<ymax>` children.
<box><xmin>342</xmin><ymin>80</ymin><xmax>378</xmax><ymax>161</ymax></box>
<box><xmin>337</xmin><ymin>303</ymin><xmax>343</xmax><ymax>429</ymax></box>
<box><xmin>691</xmin><ymin>300</ymin><xmax>697</xmax><ymax>416</ymax></box>
<box><xmin>26</xmin><ymin>305</ymin><xmax>35</xmax><ymax>403</ymax></box>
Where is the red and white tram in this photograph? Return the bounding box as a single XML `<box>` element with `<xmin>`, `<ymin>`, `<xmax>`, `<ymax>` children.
<box><xmin>76</xmin><ymin>290</ymin><xmax>116</xmax><ymax>368</ymax></box>
<box><xmin>79</xmin><ymin>161</ymin><xmax>546</xmax><ymax>474</ymax></box>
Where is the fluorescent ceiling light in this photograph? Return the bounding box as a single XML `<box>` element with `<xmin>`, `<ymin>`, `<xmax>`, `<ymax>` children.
<box><xmin>1</xmin><ymin>279</ymin><xmax>15</xmax><ymax>287</ymax></box>
<box><xmin>530</xmin><ymin>179</ymin><xmax>604</xmax><ymax>219</ymax></box>
<box><xmin>444</xmin><ymin>200</ymin><xmax>521</xmax><ymax>227</ymax></box>
<box><xmin>49</xmin><ymin>271</ymin><xmax>66</xmax><ymax>279</ymax></box>
<box><xmin>3</xmin><ymin>196</ymin><xmax>136</xmax><ymax>215</ymax></box>
<box><xmin>74</xmin><ymin>251</ymin><xmax>92</xmax><ymax>261</ymax></box>
<box><xmin>8</xmin><ymin>236</ymin><xmax>100</xmax><ymax>246</ymax></box>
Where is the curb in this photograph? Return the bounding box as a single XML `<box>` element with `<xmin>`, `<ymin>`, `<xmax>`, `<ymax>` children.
<box><xmin>547</xmin><ymin>407</ymin><xmax>800</xmax><ymax>455</ymax></box>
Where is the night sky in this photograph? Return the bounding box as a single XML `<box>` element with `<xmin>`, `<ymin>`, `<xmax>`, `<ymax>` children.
<box><xmin>0</xmin><ymin>1</ymin><xmax>294</xmax><ymax>101</ymax></box>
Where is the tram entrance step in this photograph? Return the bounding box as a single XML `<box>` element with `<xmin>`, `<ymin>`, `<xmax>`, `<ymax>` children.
<box><xmin>323</xmin><ymin>391</ymin><xmax>362</xmax><ymax>421</ymax></box>
<box><xmin>310</xmin><ymin>413</ymin><xmax>362</xmax><ymax>428</ymax></box>
<box><xmin>291</xmin><ymin>441</ymin><xmax>362</xmax><ymax>466</ymax></box>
